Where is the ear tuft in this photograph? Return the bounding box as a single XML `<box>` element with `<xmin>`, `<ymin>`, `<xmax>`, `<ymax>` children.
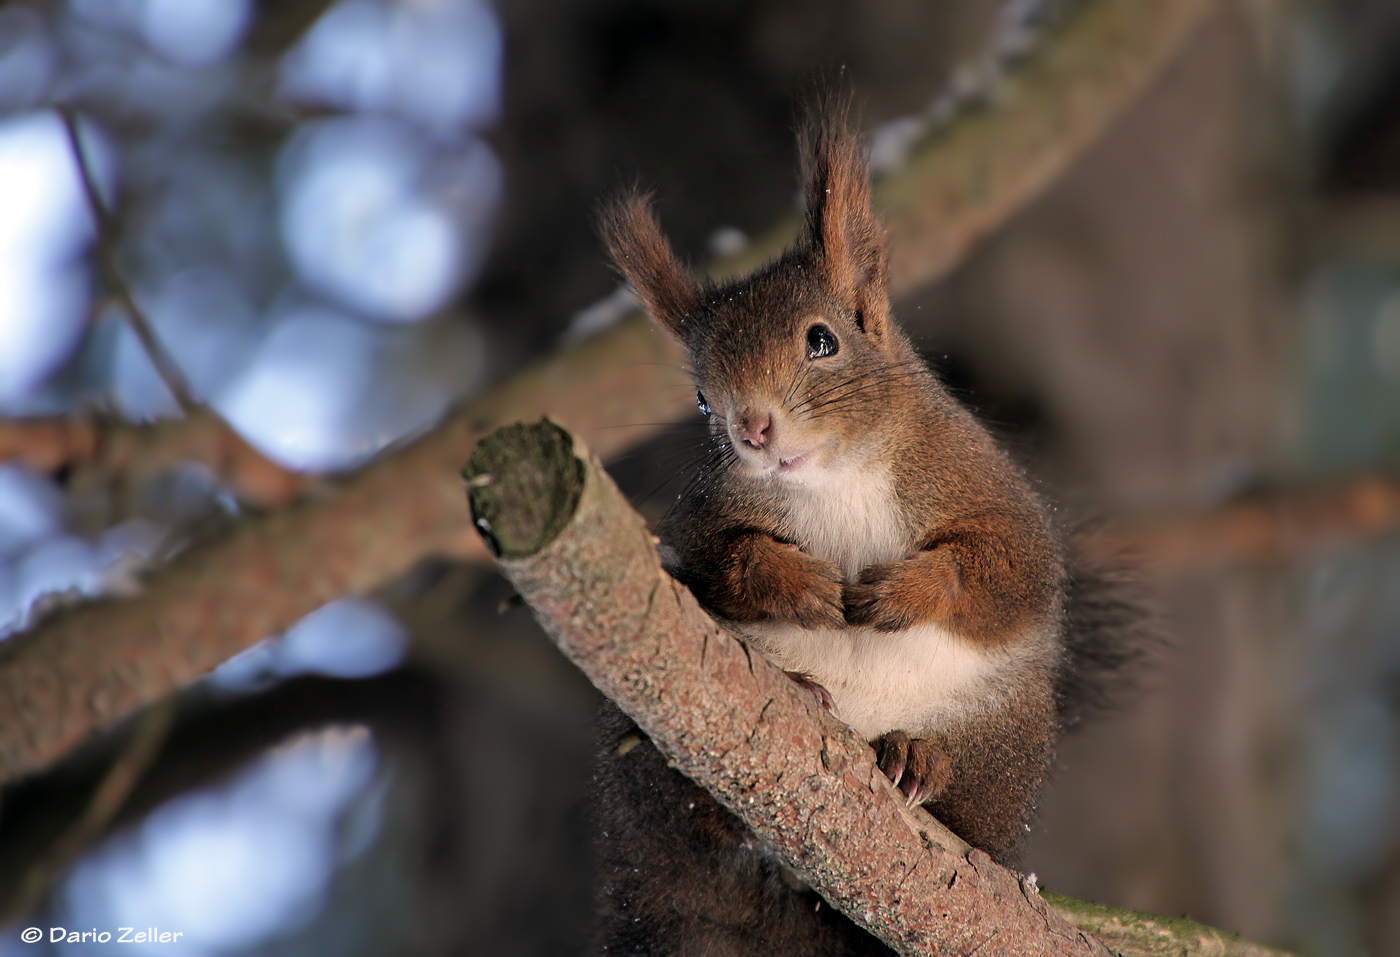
<box><xmin>598</xmin><ymin>190</ymin><xmax>699</xmax><ymax>340</ymax></box>
<box><xmin>798</xmin><ymin>92</ymin><xmax>890</xmax><ymax>338</ymax></box>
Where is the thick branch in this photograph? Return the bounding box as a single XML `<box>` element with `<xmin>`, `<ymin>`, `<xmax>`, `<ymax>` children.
<box><xmin>464</xmin><ymin>420</ymin><xmax>1291</xmax><ymax>957</ymax></box>
<box><xmin>0</xmin><ymin>0</ymin><xmax>1220</xmax><ymax>785</ymax></box>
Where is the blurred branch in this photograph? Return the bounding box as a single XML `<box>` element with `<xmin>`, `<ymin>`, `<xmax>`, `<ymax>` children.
<box><xmin>1082</xmin><ymin>473</ymin><xmax>1400</xmax><ymax>572</ymax></box>
<box><xmin>878</xmin><ymin>0</ymin><xmax>1220</xmax><ymax>293</ymax></box>
<box><xmin>0</xmin><ymin>411</ymin><xmax>311</xmax><ymax>508</ymax></box>
<box><xmin>58</xmin><ymin>108</ymin><xmax>197</xmax><ymax>416</ymax></box>
<box><xmin>0</xmin><ymin>0</ymin><xmax>1220</xmax><ymax>785</ymax></box>
<box><xmin>42</xmin><ymin>108</ymin><xmax>311</xmax><ymax>506</ymax></box>
<box><xmin>465</xmin><ymin>420</ymin><xmax>1291</xmax><ymax>957</ymax></box>
<box><xmin>0</xmin><ymin>670</ymin><xmax>447</xmax><ymax>920</ymax></box>
<box><xmin>243</xmin><ymin>0</ymin><xmax>339</xmax><ymax>58</ymax></box>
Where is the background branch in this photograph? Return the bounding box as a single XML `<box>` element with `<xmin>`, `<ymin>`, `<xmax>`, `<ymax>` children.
<box><xmin>0</xmin><ymin>411</ymin><xmax>312</xmax><ymax>508</ymax></box>
<box><xmin>1082</xmin><ymin>473</ymin><xmax>1400</xmax><ymax>572</ymax></box>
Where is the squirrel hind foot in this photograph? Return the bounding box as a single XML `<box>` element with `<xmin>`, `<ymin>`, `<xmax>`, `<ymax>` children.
<box><xmin>872</xmin><ymin>731</ymin><xmax>952</xmax><ymax>806</ymax></box>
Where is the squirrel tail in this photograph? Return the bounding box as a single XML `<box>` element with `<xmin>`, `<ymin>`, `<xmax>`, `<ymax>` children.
<box><xmin>1055</xmin><ymin>539</ymin><xmax>1159</xmax><ymax>730</ymax></box>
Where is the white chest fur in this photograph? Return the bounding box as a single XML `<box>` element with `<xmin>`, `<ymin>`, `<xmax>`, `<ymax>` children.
<box><xmin>750</xmin><ymin>463</ymin><xmax>1017</xmax><ymax>739</ymax></box>
<box><xmin>742</xmin><ymin>619</ymin><xmax>1013</xmax><ymax>739</ymax></box>
<box><xmin>774</xmin><ymin>463</ymin><xmax>907</xmax><ymax>577</ymax></box>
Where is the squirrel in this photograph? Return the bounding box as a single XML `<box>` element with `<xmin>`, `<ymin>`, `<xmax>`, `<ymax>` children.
<box><xmin>589</xmin><ymin>97</ymin><xmax>1140</xmax><ymax>956</ymax></box>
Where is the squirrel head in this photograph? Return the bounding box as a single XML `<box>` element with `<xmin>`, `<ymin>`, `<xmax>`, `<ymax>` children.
<box><xmin>600</xmin><ymin>102</ymin><xmax>921</xmax><ymax>483</ymax></box>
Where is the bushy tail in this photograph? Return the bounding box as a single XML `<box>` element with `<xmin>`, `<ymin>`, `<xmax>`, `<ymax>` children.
<box><xmin>1055</xmin><ymin>542</ymin><xmax>1158</xmax><ymax>729</ymax></box>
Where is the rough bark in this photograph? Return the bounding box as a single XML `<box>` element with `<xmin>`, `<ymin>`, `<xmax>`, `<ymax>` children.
<box><xmin>465</xmin><ymin>420</ymin><xmax>1293</xmax><ymax>957</ymax></box>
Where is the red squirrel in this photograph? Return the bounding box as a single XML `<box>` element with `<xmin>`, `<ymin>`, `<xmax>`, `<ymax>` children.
<box><xmin>590</xmin><ymin>99</ymin><xmax>1135</xmax><ymax>956</ymax></box>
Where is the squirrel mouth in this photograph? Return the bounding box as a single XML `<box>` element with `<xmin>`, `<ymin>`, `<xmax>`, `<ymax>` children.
<box><xmin>777</xmin><ymin>451</ymin><xmax>813</xmax><ymax>472</ymax></box>
<box><xmin>733</xmin><ymin>437</ymin><xmax>833</xmax><ymax>479</ymax></box>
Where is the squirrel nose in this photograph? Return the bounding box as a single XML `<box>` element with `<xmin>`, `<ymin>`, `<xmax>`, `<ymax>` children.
<box><xmin>735</xmin><ymin>409</ymin><xmax>773</xmax><ymax>449</ymax></box>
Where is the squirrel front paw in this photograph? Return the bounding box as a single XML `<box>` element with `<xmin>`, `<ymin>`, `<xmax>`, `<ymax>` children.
<box><xmin>873</xmin><ymin>731</ymin><xmax>952</xmax><ymax>807</ymax></box>
<box><xmin>757</xmin><ymin>544</ymin><xmax>846</xmax><ymax>629</ymax></box>
<box><xmin>843</xmin><ymin>551</ymin><xmax>959</xmax><ymax>632</ymax></box>
<box><xmin>705</xmin><ymin>534</ymin><xmax>845</xmax><ymax>629</ymax></box>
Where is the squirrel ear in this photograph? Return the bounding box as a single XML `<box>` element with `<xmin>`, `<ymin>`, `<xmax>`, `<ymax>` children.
<box><xmin>598</xmin><ymin>190</ymin><xmax>700</xmax><ymax>340</ymax></box>
<box><xmin>799</xmin><ymin>99</ymin><xmax>890</xmax><ymax>338</ymax></box>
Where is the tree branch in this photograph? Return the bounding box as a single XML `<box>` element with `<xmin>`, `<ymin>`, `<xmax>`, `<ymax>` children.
<box><xmin>464</xmin><ymin>421</ymin><xmax>1109</xmax><ymax>956</ymax></box>
<box><xmin>0</xmin><ymin>0</ymin><xmax>1222</xmax><ymax>786</ymax></box>
<box><xmin>463</xmin><ymin>420</ymin><xmax>1292</xmax><ymax>957</ymax></box>
<box><xmin>0</xmin><ymin>410</ymin><xmax>311</xmax><ymax>508</ymax></box>
<box><xmin>877</xmin><ymin>0</ymin><xmax>1219</xmax><ymax>293</ymax></box>
<box><xmin>1081</xmin><ymin>473</ymin><xmax>1400</xmax><ymax>572</ymax></box>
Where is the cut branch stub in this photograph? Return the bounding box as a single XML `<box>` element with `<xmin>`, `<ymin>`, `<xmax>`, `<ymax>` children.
<box><xmin>464</xmin><ymin>419</ymin><xmax>584</xmax><ymax>559</ymax></box>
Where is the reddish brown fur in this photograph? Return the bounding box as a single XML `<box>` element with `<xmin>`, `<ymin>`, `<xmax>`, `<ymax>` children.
<box><xmin>592</xmin><ymin>100</ymin><xmax>1075</xmax><ymax>954</ymax></box>
<box><xmin>597</xmin><ymin>190</ymin><xmax>699</xmax><ymax>338</ymax></box>
<box><xmin>703</xmin><ymin>530</ymin><xmax>845</xmax><ymax>630</ymax></box>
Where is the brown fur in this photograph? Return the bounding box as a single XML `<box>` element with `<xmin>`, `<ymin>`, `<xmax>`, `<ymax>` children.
<box><xmin>703</xmin><ymin>530</ymin><xmax>845</xmax><ymax>630</ymax></box>
<box><xmin>592</xmin><ymin>99</ymin><xmax>1075</xmax><ymax>954</ymax></box>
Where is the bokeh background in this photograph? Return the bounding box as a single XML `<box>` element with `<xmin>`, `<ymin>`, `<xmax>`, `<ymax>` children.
<box><xmin>0</xmin><ymin>0</ymin><xmax>1398</xmax><ymax>954</ymax></box>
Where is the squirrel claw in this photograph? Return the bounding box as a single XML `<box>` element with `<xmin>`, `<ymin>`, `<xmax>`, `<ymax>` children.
<box><xmin>785</xmin><ymin>672</ymin><xmax>838</xmax><ymax>716</ymax></box>
<box><xmin>873</xmin><ymin>732</ymin><xmax>950</xmax><ymax>806</ymax></box>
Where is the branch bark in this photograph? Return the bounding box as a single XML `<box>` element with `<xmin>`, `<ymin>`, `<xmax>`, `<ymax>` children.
<box><xmin>0</xmin><ymin>0</ymin><xmax>1221</xmax><ymax>786</ymax></box>
<box><xmin>465</xmin><ymin>421</ymin><xmax>1109</xmax><ymax>957</ymax></box>
<box><xmin>464</xmin><ymin>420</ymin><xmax>1292</xmax><ymax>957</ymax></box>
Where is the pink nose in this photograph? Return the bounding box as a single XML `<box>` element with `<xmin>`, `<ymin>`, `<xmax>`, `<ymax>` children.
<box><xmin>735</xmin><ymin>410</ymin><xmax>773</xmax><ymax>449</ymax></box>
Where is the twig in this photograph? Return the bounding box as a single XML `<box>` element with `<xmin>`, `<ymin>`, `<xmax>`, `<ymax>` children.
<box><xmin>58</xmin><ymin>107</ymin><xmax>198</xmax><ymax>414</ymax></box>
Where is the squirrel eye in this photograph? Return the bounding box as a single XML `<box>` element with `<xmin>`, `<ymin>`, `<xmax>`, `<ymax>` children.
<box><xmin>696</xmin><ymin>391</ymin><xmax>712</xmax><ymax>416</ymax></box>
<box><xmin>806</xmin><ymin>323</ymin><xmax>839</xmax><ymax>359</ymax></box>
